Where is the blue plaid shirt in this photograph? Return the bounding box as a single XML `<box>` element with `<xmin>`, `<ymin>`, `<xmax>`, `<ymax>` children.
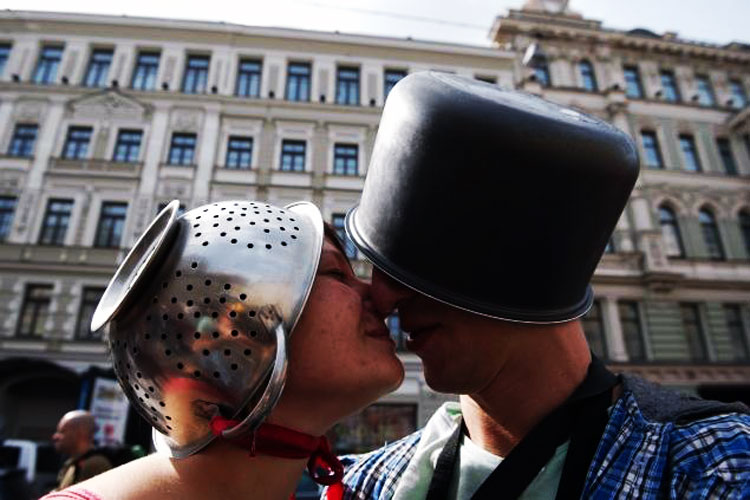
<box><xmin>335</xmin><ymin>376</ymin><xmax>750</xmax><ymax>499</ymax></box>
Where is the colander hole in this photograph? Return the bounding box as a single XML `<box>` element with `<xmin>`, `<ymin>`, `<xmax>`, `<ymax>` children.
<box><xmin>176</xmin><ymin>333</ymin><xmax>183</xmax><ymax>339</ymax></box>
<box><xmin>195</xmin><ymin>233</ymin><xmax>202</xmax><ymax>237</ymax></box>
<box><xmin>146</xmin><ymin>316</ymin><xmax>151</xmax><ymax>321</ymax></box>
<box><xmin>187</xmin><ymin>300</ymin><xmax>194</xmax><ymax>307</ymax></box>
<box><xmin>241</xmin><ymin>207</ymin><xmax>247</xmax><ymax>210</ymax></box>
<box><xmin>165</xmin><ymin>349</ymin><xmax>171</xmax><ymax>356</ymax></box>
<box><xmin>194</xmin><ymin>312</ymin><xmax>201</xmax><ymax>318</ymax></box>
<box><xmin>229</xmin><ymin>311</ymin><xmax>237</xmax><ymax>318</ymax></box>
<box><xmin>167</xmin><ymin>425</ymin><xmax>173</xmax><ymax>431</ymax></box>
<box><xmin>126</xmin><ymin>363</ymin><xmax>131</xmax><ymax>369</ymax></box>
<box><xmin>132</xmin><ymin>347</ymin><xmax>138</xmax><ymax>354</ymax></box>
<box><xmin>266</xmin><ymin>244</ymin><xmax>272</xmax><ymax>249</ymax></box>
<box><xmin>144</xmin><ymin>393</ymin><xmax>150</xmax><ymax>399</ymax></box>
<box><xmin>202</xmin><ymin>241</ymin><xmax>209</xmax><ymax>246</ymax></box>
<box><xmin>250</xmin><ymin>331</ymin><xmax>257</xmax><ymax>337</ymax></box>
<box><xmin>136</xmin><ymin>372</ymin><xmax>142</xmax><ymax>378</ymax></box>
<box><xmin>247</xmin><ymin>243</ymin><xmax>254</xmax><ymax>249</ymax></box>
<box><xmin>281</xmin><ymin>242</ymin><xmax>287</xmax><ymax>246</ymax></box>
<box><xmin>196</xmin><ymin>216</ymin><xmax>201</xmax><ymax>219</ymax></box>
<box><xmin>162</xmin><ymin>282</ymin><xmax>168</xmax><ymax>288</ymax></box>
<box><xmin>159</xmin><ymin>402</ymin><xmax>165</xmax><ymax>407</ymax></box>
<box><xmin>289</xmin><ymin>218</ymin><xmax>296</xmax><ymax>222</ymax></box>
<box><xmin>139</xmin><ymin>397</ymin><xmax>144</xmax><ymax>403</ymax></box>
<box><xmin>244</xmin><ymin>349</ymin><xmax>251</xmax><ymax>356</ymax></box>
<box><xmin>191</xmin><ymin>262</ymin><xmax>198</xmax><ymax>268</ymax></box>
<box><xmin>240</xmin><ymin>213</ymin><xmax>246</xmax><ymax>217</ymax></box>
<box><xmin>177</xmin><ymin>363</ymin><xmax>184</xmax><ymax>369</ymax></box>
<box><xmin>148</xmin><ymin>387</ymin><xmax>154</xmax><ymax>392</ymax></box>
<box><xmin>219</xmin><ymin>297</ymin><xmax>226</xmax><ymax>304</ymax></box>
<box><xmin>227</xmin><ymin>217</ymin><xmax>233</xmax><ymax>221</ymax></box>
<box><xmin>239</xmin><ymin>293</ymin><xmax>247</xmax><ymax>300</ymax></box>
<box><xmin>202</xmin><ymin>349</ymin><xmax>209</xmax><ymax>356</ymax></box>
<box><xmin>294</xmin><ymin>226</ymin><xmax>299</xmax><ymax>231</ymax></box>
<box><xmin>175</xmin><ymin>271</ymin><xmax>182</xmax><ymax>277</ymax></box>
<box><xmin>213</xmin><ymin>223</ymin><xmax>219</xmax><ymax>227</ymax></box>
<box><xmin>266</xmin><ymin>210</ymin><xmax>272</xmax><ymax>214</ymax></box>
<box><xmin>220</xmin><ymin>232</ymin><xmax>226</xmax><ymax>237</ymax></box>
<box><xmin>193</xmin><ymin>370</ymin><xmax>201</xmax><ymax>378</ymax></box>
<box><xmin>224</xmin><ymin>349</ymin><xmax>230</xmax><ymax>356</ymax></box>
<box><xmin>134</xmin><ymin>384</ymin><xmax>139</xmax><ymax>390</ymax></box>
<box><xmin>203</xmin><ymin>208</ymin><xmax>209</xmax><ymax>212</ymax></box>
<box><xmin>193</xmin><ymin>223</ymin><xmax>199</xmax><ymax>228</ymax></box>
<box><xmin>213</xmin><ymin>215</ymin><xmax>219</xmax><ymax>219</ymax></box>
<box><xmin>212</xmin><ymin>331</ymin><xmax>219</xmax><ymax>338</ymax></box>
<box><xmin>291</xmin><ymin>235</ymin><xmax>297</xmax><ymax>240</ymax></box>
<box><xmin>231</xmin><ymin>364</ymin><xmax>238</xmax><ymax>370</ymax></box>
<box><xmin>211</xmin><ymin>312</ymin><xmax>219</xmax><ymax>318</ymax></box>
<box><xmin>249</xmin><ymin>311</ymin><xmax>256</xmax><ymax>317</ymax></box>
<box><xmin>213</xmin><ymin>372</ymin><xmax>220</xmax><ymax>378</ymax></box>
<box><xmin>151</xmin><ymin>416</ymin><xmax>157</xmax><ymax>421</ymax></box>
<box><xmin>231</xmin><ymin>330</ymin><xmax>238</xmax><ymax>337</ymax></box>
<box><xmin>186</xmin><ymin>284</ymin><xmax>193</xmax><ymax>291</ymax></box>
<box><xmin>160</xmin><ymin>334</ymin><xmax>167</xmax><ymax>340</ymax></box>
<box><xmin>234</xmin><ymin>226</ymin><xmax>240</xmax><ymax>231</ymax></box>
<box><xmin>280</xmin><ymin>227</ymin><xmax>286</xmax><ymax>231</ymax></box>
<box><xmin>263</xmin><ymin>219</ymin><xmax>269</xmax><ymax>223</ymax></box>
<box><xmin>220</xmin><ymin>207</ymin><xmax>226</xmax><ymax>211</ymax></box>
<box><xmin>162</xmin><ymin>314</ymin><xmax>168</xmax><ymax>320</ymax></box>
<box><xmin>224</xmin><ymin>284</ymin><xmax>231</xmax><ymax>290</ymax></box>
<box><xmin>145</xmin><ymin>334</ymin><xmax>151</xmax><ymax>339</ymax></box>
<box><xmin>204</xmin><ymin>298</ymin><xmax>210</xmax><ymax>304</ymax></box>
<box><xmin>231</xmin><ymin>239</ymin><xmax>237</xmax><ymax>244</ymax></box>
<box><xmin>171</xmin><ymin>297</ymin><xmax>177</xmax><ymax>304</ymax></box>
<box><xmin>194</xmin><ymin>332</ymin><xmax>201</xmax><ymax>339</ymax></box>
<box><xmin>263</xmin><ymin>229</ymin><xmax>270</xmax><ymax>233</ymax></box>
<box><xmin>254</xmin><ymin>211</ymin><xmax>260</xmax><ymax>215</ymax></box>
<box><xmin>250</xmin><ymin>221</ymin><xmax>256</xmax><ymax>226</ymax></box>
<box><xmin>177</xmin><ymin>313</ymin><xmax>184</xmax><ymax>319</ymax></box>
<box><xmin>152</xmin><ymin>297</ymin><xmax>158</xmax><ymax>304</ymax></box>
<box><xmin>166</xmin><ymin>416</ymin><xmax>172</xmax><ymax>421</ymax></box>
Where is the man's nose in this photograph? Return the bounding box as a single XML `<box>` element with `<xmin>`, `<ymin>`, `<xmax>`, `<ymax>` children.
<box><xmin>371</xmin><ymin>267</ymin><xmax>414</xmax><ymax>316</ymax></box>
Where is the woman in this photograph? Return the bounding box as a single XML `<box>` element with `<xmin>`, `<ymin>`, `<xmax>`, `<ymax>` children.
<box><xmin>43</xmin><ymin>200</ymin><xmax>404</xmax><ymax>500</ymax></box>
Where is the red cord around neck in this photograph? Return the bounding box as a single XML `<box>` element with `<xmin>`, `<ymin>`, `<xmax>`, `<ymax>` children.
<box><xmin>210</xmin><ymin>416</ymin><xmax>344</xmax><ymax>500</ymax></box>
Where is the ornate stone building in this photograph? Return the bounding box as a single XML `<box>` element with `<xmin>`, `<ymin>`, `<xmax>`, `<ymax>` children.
<box><xmin>0</xmin><ymin>2</ymin><xmax>748</xmax><ymax>450</ymax></box>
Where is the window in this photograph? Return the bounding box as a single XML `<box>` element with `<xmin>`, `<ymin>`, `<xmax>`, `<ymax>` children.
<box><xmin>623</xmin><ymin>65</ymin><xmax>644</xmax><ymax>99</ymax></box>
<box><xmin>182</xmin><ymin>55</ymin><xmax>210</xmax><ymax>94</ymax></box>
<box><xmin>168</xmin><ymin>133</ymin><xmax>197</xmax><ymax>166</ymax></box>
<box><xmin>581</xmin><ymin>300</ymin><xmax>607</xmax><ymax>359</ymax></box>
<box><xmin>62</xmin><ymin>126</ymin><xmax>93</xmax><ymax>160</ymax></box>
<box><xmin>640</xmin><ymin>131</ymin><xmax>663</xmax><ymax>168</ymax></box>
<box><xmin>332</xmin><ymin>213</ymin><xmax>357</xmax><ymax>259</ymax></box>
<box><xmin>729</xmin><ymin>80</ymin><xmax>747</xmax><ymax>109</ymax></box>
<box><xmin>113</xmin><ymin>130</ymin><xmax>142</xmax><ymax>163</ymax></box>
<box><xmin>579</xmin><ymin>60</ymin><xmax>597</xmax><ymax>91</ymax></box>
<box><xmin>724</xmin><ymin>305</ymin><xmax>749</xmax><ymax>362</ymax></box>
<box><xmin>532</xmin><ymin>57</ymin><xmax>551</xmax><ymax>87</ymax></box>
<box><xmin>33</xmin><ymin>45</ymin><xmax>63</xmax><ymax>84</ymax></box>
<box><xmin>16</xmin><ymin>284</ymin><xmax>53</xmax><ymax>337</ymax></box>
<box><xmin>384</xmin><ymin>69</ymin><xmax>407</xmax><ymax>99</ymax></box>
<box><xmin>680</xmin><ymin>303</ymin><xmax>707</xmax><ymax>362</ymax></box>
<box><xmin>7</xmin><ymin>124</ymin><xmax>38</xmax><ymax>157</ymax></box>
<box><xmin>94</xmin><ymin>202</ymin><xmax>128</xmax><ymax>248</ymax></box>
<box><xmin>678</xmin><ymin>134</ymin><xmax>702</xmax><ymax>172</ymax></box>
<box><xmin>131</xmin><ymin>52</ymin><xmax>160</xmax><ymax>91</ymax></box>
<box><xmin>659</xmin><ymin>70</ymin><xmax>680</xmax><ymax>102</ymax></box>
<box><xmin>475</xmin><ymin>75</ymin><xmax>497</xmax><ymax>85</ymax></box>
<box><xmin>333</xmin><ymin>144</ymin><xmax>358</xmax><ymax>176</ymax></box>
<box><xmin>716</xmin><ymin>138</ymin><xmax>737</xmax><ymax>176</ymax></box>
<box><xmin>694</xmin><ymin>75</ymin><xmax>716</xmax><ymax>107</ymax></box>
<box><xmin>83</xmin><ymin>49</ymin><xmax>113</xmax><ymax>88</ymax></box>
<box><xmin>386</xmin><ymin>313</ymin><xmax>407</xmax><ymax>352</ymax></box>
<box><xmin>0</xmin><ymin>44</ymin><xmax>10</xmax><ymax>76</ymax></box>
<box><xmin>39</xmin><ymin>199</ymin><xmax>73</xmax><ymax>246</ymax></box>
<box><xmin>740</xmin><ymin>210</ymin><xmax>750</xmax><ymax>258</ymax></box>
<box><xmin>0</xmin><ymin>196</ymin><xmax>17</xmax><ymax>242</ymax></box>
<box><xmin>285</xmin><ymin>62</ymin><xmax>311</xmax><ymax>102</ymax></box>
<box><xmin>698</xmin><ymin>208</ymin><xmax>725</xmax><ymax>260</ymax></box>
<box><xmin>280</xmin><ymin>140</ymin><xmax>306</xmax><ymax>172</ymax></box>
<box><xmin>336</xmin><ymin>67</ymin><xmax>360</xmax><ymax>106</ymax></box>
<box><xmin>604</xmin><ymin>237</ymin><xmax>615</xmax><ymax>254</ymax></box>
<box><xmin>659</xmin><ymin>206</ymin><xmax>684</xmax><ymax>258</ymax></box>
<box><xmin>225</xmin><ymin>136</ymin><xmax>253</xmax><ymax>169</ymax></box>
<box><xmin>76</xmin><ymin>287</ymin><xmax>106</xmax><ymax>340</ymax></box>
<box><xmin>619</xmin><ymin>301</ymin><xmax>646</xmax><ymax>361</ymax></box>
<box><xmin>236</xmin><ymin>59</ymin><xmax>262</xmax><ymax>98</ymax></box>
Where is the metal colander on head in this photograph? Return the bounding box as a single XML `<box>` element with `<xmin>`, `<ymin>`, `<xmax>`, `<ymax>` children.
<box><xmin>91</xmin><ymin>199</ymin><xmax>323</xmax><ymax>458</ymax></box>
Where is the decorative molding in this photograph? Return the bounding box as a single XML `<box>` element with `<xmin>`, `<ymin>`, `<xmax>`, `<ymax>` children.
<box><xmin>66</xmin><ymin>89</ymin><xmax>152</xmax><ymax>121</ymax></box>
<box><xmin>613</xmin><ymin>363</ymin><xmax>750</xmax><ymax>386</ymax></box>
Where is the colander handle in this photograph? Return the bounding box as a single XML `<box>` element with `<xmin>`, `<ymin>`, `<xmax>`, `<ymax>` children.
<box><xmin>221</xmin><ymin>306</ymin><xmax>288</xmax><ymax>439</ymax></box>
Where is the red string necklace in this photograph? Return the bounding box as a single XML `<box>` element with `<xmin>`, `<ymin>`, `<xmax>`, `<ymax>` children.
<box><xmin>210</xmin><ymin>416</ymin><xmax>344</xmax><ymax>500</ymax></box>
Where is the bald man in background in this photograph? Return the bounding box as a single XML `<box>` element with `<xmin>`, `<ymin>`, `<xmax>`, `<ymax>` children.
<box><xmin>52</xmin><ymin>410</ymin><xmax>112</xmax><ymax>491</ymax></box>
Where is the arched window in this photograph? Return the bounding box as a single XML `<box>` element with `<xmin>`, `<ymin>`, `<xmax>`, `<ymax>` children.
<box><xmin>699</xmin><ymin>208</ymin><xmax>725</xmax><ymax>260</ymax></box>
<box><xmin>659</xmin><ymin>205</ymin><xmax>684</xmax><ymax>258</ymax></box>
<box><xmin>739</xmin><ymin>209</ymin><xmax>750</xmax><ymax>258</ymax></box>
<box><xmin>579</xmin><ymin>60</ymin><xmax>598</xmax><ymax>91</ymax></box>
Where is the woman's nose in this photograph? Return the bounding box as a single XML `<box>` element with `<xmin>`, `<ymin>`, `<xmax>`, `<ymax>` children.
<box><xmin>371</xmin><ymin>268</ymin><xmax>414</xmax><ymax>317</ymax></box>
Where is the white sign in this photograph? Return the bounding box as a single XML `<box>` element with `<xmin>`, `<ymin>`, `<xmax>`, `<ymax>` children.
<box><xmin>89</xmin><ymin>378</ymin><xmax>130</xmax><ymax>445</ymax></box>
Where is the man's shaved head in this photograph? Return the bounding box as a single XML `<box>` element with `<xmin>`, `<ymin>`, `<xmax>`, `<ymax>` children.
<box><xmin>53</xmin><ymin>410</ymin><xmax>97</xmax><ymax>456</ymax></box>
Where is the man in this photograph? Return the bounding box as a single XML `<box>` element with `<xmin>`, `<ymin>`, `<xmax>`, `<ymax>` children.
<box><xmin>52</xmin><ymin>410</ymin><xmax>112</xmax><ymax>491</ymax></box>
<box><xmin>337</xmin><ymin>72</ymin><xmax>750</xmax><ymax>498</ymax></box>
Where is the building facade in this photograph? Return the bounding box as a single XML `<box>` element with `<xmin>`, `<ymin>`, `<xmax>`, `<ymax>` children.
<box><xmin>0</xmin><ymin>2</ymin><xmax>748</xmax><ymax>451</ymax></box>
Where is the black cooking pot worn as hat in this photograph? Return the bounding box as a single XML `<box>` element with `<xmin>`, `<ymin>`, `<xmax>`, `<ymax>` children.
<box><xmin>346</xmin><ymin>71</ymin><xmax>639</xmax><ymax>323</ymax></box>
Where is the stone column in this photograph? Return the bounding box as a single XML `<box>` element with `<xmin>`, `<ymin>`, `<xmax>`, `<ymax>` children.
<box><xmin>193</xmin><ymin>106</ymin><xmax>220</xmax><ymax>202</ymax></box>
<box><xmin>602</xmin><ymin>297</ymin><xmax>628</xmax><ymax>362</ymax></box>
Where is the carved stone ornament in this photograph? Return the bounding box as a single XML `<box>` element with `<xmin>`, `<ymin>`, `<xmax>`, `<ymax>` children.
<box><xmin>67</xmin><ymin>89</ymin><xmax>152</xmax><ymax>121</ymax></box>
<box><xmin>171</xmin><ymin>109</ymin><xmax>203</xmax><ymax>132</ymax></box>
<box><xmin>14</xmin><ymin>99</ymin><xmax>47</xmax><ymax>121</ymax></box>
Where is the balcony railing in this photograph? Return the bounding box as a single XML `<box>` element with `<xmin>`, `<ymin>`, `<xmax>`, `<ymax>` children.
<box><xmin>49</xmin><ymin>157</ymin><xmax>143</xmax><ymax>178</ymax></box>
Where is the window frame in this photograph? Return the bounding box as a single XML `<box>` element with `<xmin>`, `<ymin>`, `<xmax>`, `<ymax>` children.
<box><xmin>62</xmin><ymin>126</ymin><xmax>93</xmax><ymax>160</ymax></box>
<box><xmin>384</xmin><ymin>69</ymin><xmax>407</xmax><ymax>99</ymax></box>
<box><xmin>716</xmin><ymin>138</ymin><xmax>737</xmax><ymax>176</ymax></box>
<box><xmin>131</xmin><ymin>51</ymin><xmax>160</xmax><ymax>91</ymax></box>
<box><xmin>694</xmin><ymin>74</ymin><xmax>716</xmax><ymax>107</ymax></box>
<box><xmin>623</xmin><ymin>65</ymin><xmax>644</xmax><ymax>99</ymax></box>
<box><xmin>94</xmin><ymin>201</ymin><xmax>128</xmax><ymax>249</ymax></box>
<box><xmin>740</xmin><ymin>210</ymin><xmax>750</xmax><ymax>259</ymax></box>
<box><xmin>659</xmin><ymin>205</ymin><xmax>685</xmax><ymax>258</ymax></box>
<box><xmin>181</xmin><ymin>54</ymin><xmax>210</xmax><ymax>94</ymax></box>
<box><xmin>723</xmin><ymin>304</ymin><xmax>749</xmax><ymax>362</ymax></box>
<box><xmin>332</xmin><ymin>143</ymin><xmax>359</xmax><ymax>176</ymax></box>
<box><xmin>579</xmin><ymin>60</ymin><xmax>598</xmax><ymax>92</ymax></box>
<box><xmin>279</xmin><ymin>139</ymin><xmax>306</xmax><ymax>172</ymax></box>
<box><xmin>33</xmin><ymin>45</ymin><xmax>63</xmax><ymax>85</ymax></box>
<box><xmin>679</xmin><ymin>303</ymin><xmax>708</xmax><ymax>362</ymax></box>
<box><xmin>618</xmin><ymin>300</ymin><xmax>647</xmax><ymax>362</ymax></box>
<box><xmin>678</xmin><ymin>134</ymin><xmax>702</xmax><ymax>172</ymax></box>
<box><xmin>285</xmin><ymin>62</ymin><xmax>311</xmax><ymax>102</ymax></box>
<box><xmin>235</xmin><ymin>59</ymin><xmax>262</xmax><ymax>98</ymax></box>
<box><xmin>0</xmin><ymin>43</ymin><xmax>11</xmax><ymax>77</ymax></box>
<box><xmin>167</xmin><ymin>133</ymin><xmax>197</xmax><ymax>166</ymax></box>
<box><xmin>112</xmin><ymin>129</ymin><xmax>143</xmax><ymax>163</ymax></box>
<box><xmin>0</xmin><ymin>196</ymin><xmax>17</xmax><ymax>242</ymax></box>
<box><xmin>335</xmin><ymin>66</ymin><xmax>360</xmax><ymax>106</ymax></box>
<box><xmin>38</xmin><ymin>198</ymin><xmax>73</xmax><ymax>246</ymax></box>
<box><xmin>659</xmin><ymin>70</ymin><xmax>681</xmax><ymax>102</ymax></box>
<box><xmin>7</xmin><ymin>123</ymin><xmax>38</xmax><ymax>158</ymax></box>
<box><xmin>640</xmin><ymin>130</ymin><xmax>663</xmax><ymax>169</ymax></box>
<box><xmin>75</xmin><ymin>287</ymin><xmax>106</xmax><ymax>340</ymax></box>
<box><xmin>16</xmin><ymin>284</ymin><xmax>54</xmax><ymax>338</ymax></box>
<box><xmin>225</xmin><ymin>136</ymin><xmax>254</xmax><ymax>170</ymax></box>
<box><xmin>698</xmin><ymin>208</ymin><xmax>725</xmax><ymax>261</ymax></box>
<box><xmin>728</xmin><ymin>79</ymin><xmax>747</xmax><ymax>109</ymax></box>
<box><xmin>331</xmin><ymin>213</ymin><xmax>358</xmax><ymax>259</ymax></box>
<box><xmin>83</xmin><ymin>48</ymin><xmax>114</xmax><ymax>88</ymax></box>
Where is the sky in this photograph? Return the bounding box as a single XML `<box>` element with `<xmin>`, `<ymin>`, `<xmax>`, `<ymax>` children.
<box><xmin>2</xmin><ymin>0</ymin><xmax>748</xmax><ymax>48</ymax></box>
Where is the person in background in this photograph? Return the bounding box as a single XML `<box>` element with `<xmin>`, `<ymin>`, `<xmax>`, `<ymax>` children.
<box><xmin>52</xmin><ymin>410</ymin><xmax>112</xmax><ymax>491</ymax></box>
